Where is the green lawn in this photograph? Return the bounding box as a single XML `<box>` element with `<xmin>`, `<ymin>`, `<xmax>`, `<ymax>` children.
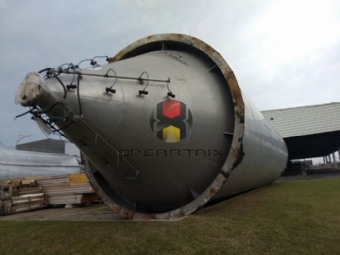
<box><xmin>1</xmin><ymin>178</ymin><xmax>340</xmax><ymax>255</ymax></box>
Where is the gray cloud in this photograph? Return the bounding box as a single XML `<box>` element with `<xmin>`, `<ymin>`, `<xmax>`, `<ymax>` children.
<box><xmin>0</xmin><ymin>0</ymin><xmax>339</xmax><ymax>146</ymax></box>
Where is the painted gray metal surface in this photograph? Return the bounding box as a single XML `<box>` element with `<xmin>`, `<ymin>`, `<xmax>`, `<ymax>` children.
<box><xmin>0</xmin><ymin>147</ymin><xmax>82</xmax><ymax>179</ymax></box>
<box><xmin>15</xmin><ymin>34</ymin><xmax>288</xmax><ymax>220</ymax></box>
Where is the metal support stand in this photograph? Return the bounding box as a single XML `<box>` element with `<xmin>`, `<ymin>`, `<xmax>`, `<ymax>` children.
<box><xmin>333</xmin><ymin>153</ymin><xmax>337</xmax><ymax>169</ymax></box>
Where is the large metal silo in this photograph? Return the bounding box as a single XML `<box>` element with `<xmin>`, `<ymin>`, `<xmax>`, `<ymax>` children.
<box><xmin>15</xmin><ymin>34</ymin><xmax>288</xmax><ymax>220</ymax></box>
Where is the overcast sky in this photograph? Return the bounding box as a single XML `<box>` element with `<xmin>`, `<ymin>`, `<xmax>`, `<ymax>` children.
<box><xmin>0</xmin><ymin>0</ymin><xmax>339</xmax><ymax>147</ymax></box>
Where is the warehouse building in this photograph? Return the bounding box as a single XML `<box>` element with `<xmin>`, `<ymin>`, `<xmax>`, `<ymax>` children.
<box><xmin>16</xmin><ymin>138</ymin><xmax>80</xmax><ymax>157</ymax></box>
<box><xmin>261</xmin><ymin>102</ymin><xmax>340</xmax><ymax>168</ymax></box>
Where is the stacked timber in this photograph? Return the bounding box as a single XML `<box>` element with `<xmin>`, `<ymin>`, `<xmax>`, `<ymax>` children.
<box><xmin>0</xmin><ymin>174</ymin><xmax>99</xmax><ymax>216</ymax></box>
<box><xmin>36</xmin><ymin>174</ymin><xmax>99</xmax><ymax>205</ymax></box>
<box><xmin>0</xmin><ymin>179</ymin><xmax>47</xmax><ymax>216</ymax></box>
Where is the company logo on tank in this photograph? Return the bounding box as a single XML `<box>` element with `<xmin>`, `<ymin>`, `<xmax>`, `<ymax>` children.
<box><xmin>150</xmin><ymin>100</ymin><xmax>193</xmax><ymax>143</ymax></box>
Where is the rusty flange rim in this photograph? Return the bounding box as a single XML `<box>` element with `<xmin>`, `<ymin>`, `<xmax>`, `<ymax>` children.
<box><xmin>84</xmin><ymin>33</ymin><xmax>245</xmax><ymax>220</ymax></box>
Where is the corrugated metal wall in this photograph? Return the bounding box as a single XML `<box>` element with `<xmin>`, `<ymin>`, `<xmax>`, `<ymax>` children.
<box><xmin>261</xmin><ymin>102</ymin><xmax>340</xmax><ymax>138</ymax></box>
<box><xmin>65</xmin><ymin>141</ymin><xmax>80</xmax><ymax>156</ymax></box>
<box><xmin>16</xmin><ymin>139</ymin><xmax>65</xmax><ymax>154</ymax></box>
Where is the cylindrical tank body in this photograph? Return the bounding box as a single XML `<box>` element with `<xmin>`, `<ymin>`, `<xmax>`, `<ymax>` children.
<box><xmin>0</xmin><ymin>147</ymin><xmax>82</xmax><ymax>179</ymax></box>
<box><xmin>15</xmin><ymin>34</ymin><xmax>288</xmax><ymax>220</ymax></box>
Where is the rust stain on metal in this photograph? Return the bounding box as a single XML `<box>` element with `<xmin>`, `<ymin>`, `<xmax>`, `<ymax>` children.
<box><xmin>210</xmin><ymin>187</ymin><xmax>217</xmax><ymax>196</ymax></box>
<box><xmin>232</xmin><ymin>143</ymin><xmax>245</xmax><ymax>170</ymax></box>
<box><xmin>220</xmin><ymin>169</ymin><xmax>231</xmax><ymax>179</ymax></box>
<box><xmin>115</xmin><ymin>207</ymin><xmax>134</xmax><ymax>219</ymax></box>
<box><xmin>139</xmin><ymin>213</ymin><xmax>154</xmax><ymax>220</ymax></box>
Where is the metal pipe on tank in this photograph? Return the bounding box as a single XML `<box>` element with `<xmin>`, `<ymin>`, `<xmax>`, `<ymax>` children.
<box><xmin>15</xmin><ymin>34</ymin><xmax>288</xmax><ymax>220</ymax></box>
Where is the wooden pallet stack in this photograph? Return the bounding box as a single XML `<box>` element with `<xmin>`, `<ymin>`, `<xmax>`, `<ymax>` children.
<box><xmin>0</xmin><ymin>179</ymin><xmax>47</xmax><ymax>216</ymax></box>
<box><xmin>0</xmin><ymin>173</ymin><xmax>99</xmax><ymax>216</ymax></box>
<box><xmin>36</xmin><ymin>174</ymin><xmax>99</xmax><ymax>206</ymax></box>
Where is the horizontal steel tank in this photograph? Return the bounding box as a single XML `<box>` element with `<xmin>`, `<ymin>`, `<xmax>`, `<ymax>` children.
<box><xmin>15</xmin><ymin>34</ymin><xmax>288</xmax><ymax>220</ymax></box>
<box><xmin>0</xmin><ymin>146</ymin><xmax>82</xmax><ymax>179</ymax></box>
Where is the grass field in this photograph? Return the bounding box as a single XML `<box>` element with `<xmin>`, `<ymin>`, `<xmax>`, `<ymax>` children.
<box><xmin>1</xmin><ymin>178</ymin><xmax>340</xmax><ymax>255</ymax></box>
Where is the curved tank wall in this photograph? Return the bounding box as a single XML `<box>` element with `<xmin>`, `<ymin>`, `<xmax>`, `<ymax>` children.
<box><xmin>15</xmin><ymin>34</ymin><xmax>288</xmax><ymax>220</ymax></box>
<box><xmin>0</xmin><ymin>147</ymin><xmax>82</xmax><ymax>179</ymax></box>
